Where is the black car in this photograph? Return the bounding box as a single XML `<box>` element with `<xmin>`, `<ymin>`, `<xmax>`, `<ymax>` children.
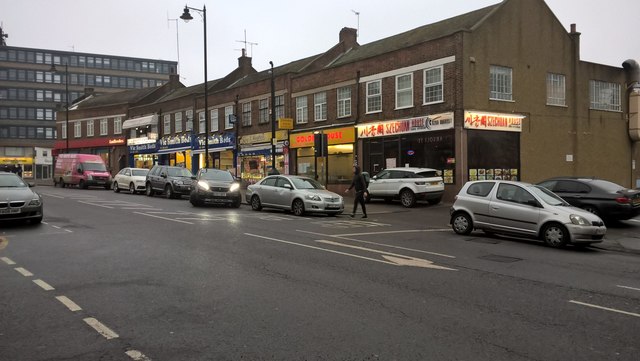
<box><xmin>189</xmin><ymin>168</ymin><xmax>242</xmax><ymax>208</ymax></box>
<box><xmin>145</xmin><ymin>165</ymin><xmax>193</xmax><ymax>199</ymax></box>
<box><xmin>538</xmin><ymin>177</ymin><xmax>640</xmax><ymax>221</ymax></box>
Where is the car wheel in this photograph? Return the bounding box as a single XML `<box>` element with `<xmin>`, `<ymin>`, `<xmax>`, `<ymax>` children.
<box><xmin>428</xmin><ymin>197</ymin><xmax>442</xmax><ymax>205</ymax></box>
<box><xmin>232</xmin><ymin>200</ymin><xmax>242</xmax><ymax>208</ymax></box>
<box><xmin>79</xmin><ymin>180</ymin><xmax>86</xmax><ymax>189</ymax></box>
<box><xmin>145</xmin><ymin>183</ymin><xmax>154</xmax><ymax>197</ymax></box>
<box><xmin>452</xmin><ymin>212</ymin><xmax>473</xmax><ymax>235</ymax></box>
<box><xmin>165</xmin><ymin>185</ymin><xmax>174</xmax><ymax>199</ymax></box>
<box><xmin>58</xmin><ymin>178</ymin><xmax>65</xmax><ymax>188</ymax></box>
<box><xmin>582</xmin><ymin>205</ymin><xmax>600</xmax><ymax>217</ymax></box>
<box><xmin>292</xmin><ymin>199</ymin><xmax>305</xmax><ymax>216</ymax></box>
<box><xmin>113</xmin><ymin>182</ymin><xmax>120</xmax><ymax>193</ymax></box>
<box><xmin>251</xmin><ymin>195</ymin><xmax>262</xmax><ymax>211</ymax></box>
<box><xmin>400</xmin><ymin>189</ymin><xmax>416</xmax><ymax>208</ymax></box>
<box><xmin>542</xmin><ymin>223</ymin><xmax>568</xmax><ymax>248</ymax></box>
<box><xmin>189</xmin><ymin>193</ymin><xmax>202</xmax><ymax>207</ymax></box>
<box><xmin>31</xmin><ymin>216</ymin><xmax>43</xmax><ymax>224</ymax></box>
<box><xmin>129</xmin><ymin>183</ymin><xmax>136</xmax><ymax>194</ymax></box>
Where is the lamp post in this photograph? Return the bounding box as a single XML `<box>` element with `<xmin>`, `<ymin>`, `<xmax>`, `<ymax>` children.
<box><xmin>180</xmin><ymin>4</ymin><xmax>209</xmax><ymax>168</ymax></box>
<box><xmin>50</xmin><ymin>63</ymin><xmax>69</xmax><ymax>153</ymax></box>
<box><xmin>269</xmin><ymin>61</ymin><xmax>276</xmax><ymax>172</ymax></box>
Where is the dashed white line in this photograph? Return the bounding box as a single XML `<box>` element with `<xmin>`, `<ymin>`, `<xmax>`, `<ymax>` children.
<box><xmin>1</xmin><ymin>257</ymin><xmax>16</xmax><ymax>265</ymax></box>
<box><xmin>83</xmin><ymin>317</ymin><xmax>119</xmax><ymax>340</ymax></box>
<box><xmin>33</xmin><ymin>279</ymin><xmax>55</xmax><ymax>291</ymax></box>
<box><xmin>569</xmin><ymin>300</ymin><xmax>640</xmax><ymax>318</ymax></box>
<box><xmin>56</xmin><ymin>295</ymin><xmax>82</xmax><ymax>312</ymax></box>
<box><xmin>134</xmin><ymin>211</ymin><xmax>194</xmax><ymax>224</ymax></box>
<box><xmin>77</xmin><ymin>201</ymin><xmax>114</xmax><ymax>209</ymax></box>
<box><xmin>40</xmin><ymin>193</ymin><xmax>64</xmax><ymax>199</ymax></box>
<box><xmin>617</xmin><ymin>285</ymin><xmax>640</xmax><ymax>292</ymax></box>
<box><xmin>14</xmin><ymin>267</ymin><xmax>33</xmax><ymax>277</ymax></box>
<box><xmin>126</xmin><ymin>350</ymin><xmax>152</xmax><ymax>361</ymax></box>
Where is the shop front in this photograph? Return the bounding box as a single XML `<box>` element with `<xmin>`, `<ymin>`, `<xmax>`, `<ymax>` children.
<box><xmin>0</xmin><ymin>156</ymin><xmax>33</xmax><ymax>179</ymax></box>
<box><xmin>127</xmin><ymin>136</ymin><xmax>158</xmax><ymax>169</ymax></box>
<box><xmin>290</xmin><ymin>126</ymin><xmax>356</xmax><ymax>189</ymax></box>
<box><xmin>239</xmin><ymin>130</ymin><xmax>288</xmax><ymax>185</ymax></box>
<box><xmin>192</xmin><ymin>132</ymin><xmax>235</xmax><ymax>173</ymax></box>
<box><xmin>463</xmin><ymin>110</ymin><xmax>524</xmax><ymax>182</ymax></box>
<box><xmin>358</xmin><ymin>112</ymin><xmax>455</xmax><ymax>183</ymax></box>
<box><xmin>54</xmin><ymin>137</ymin><xmax>127</xmax><ymax>174</ymax></box>
<box><xmin>156</xmin><ymin>133</ymin><xmax>195</xmax><ymax>171</ymax></box>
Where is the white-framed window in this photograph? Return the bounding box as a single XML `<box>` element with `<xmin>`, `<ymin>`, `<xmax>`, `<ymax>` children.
<box><xmin>395</xmin><ymin>73</ymin><xmax>413</xmax><ymax>109</ymax></box>
<box><xmin>275</xmin><ymin>95</ymin><xmax>285</xmax><ymax>120</ymax></box>
<box><xmin>224</xmin><ymin>106</ymin><xmax>233</xmax><ymax>129</ymax></box>
<box><xmin>163</xmin><ymin>114</ymin><xmax>171</xmax><ymax>134</ymax></box>
<box><xmin>61</xmin><ymin>123</ymin><xmax>67</xmax><ymax>139</ymax></box>
<box><xmin>366</xmin><ymin>80</ymin><xmax>382</xmax><ymax>113</ymax></box>
<box><xmin>490</xmin><ymin>65</ymin><xmax>513</xmax><ymax>101</ymax></box>
<box><xmin>198</xmin><ymin>111</ymin><xmax>205</xmax><ymax>134</ymax></box>
<box><xmin>185</xmin><ymin>109</ymin><xmax>193</xmax><ymax>131</ymax></box>
<box><xmin>242</xmin><ymin>102</ymin><xmax>252</xmax><ymax>127</ymax></box>
<box><xmin>424</xmin><ymin>66</ymin><xmax>443</xmax><ymax>104</ymax></box>
<box><xmin>546</xmin><ymin>73</ymin><xmax>566</xmax><ymax>106</ymax></box>
<box><xmin>210</xmin><ymin>109</ymin><xmax>219</xmax><ymax>132</ymax></box>
<box><xmin>337</xmin><ymin>87</ymin><xmax>351</xmax><ymax>118</ymax></box>
<box><xmin>259</xmin><ymin>98</ymin><xmax>269</xmax><ymax>124</ymax></box>
<box><xmin>74</xmin><ymin>122</ymin><xmax>81</xmax><ymax>138</ymax></box>
<box><xmin>114</xmin><ymin>116</ymin><xmax>122</xmax><ymax>134</ymax></box>
<box><xmin>100</xmin><ymin>118</ymin><xmax>108</xmax><ymax>135</ymax></box>
<box><xmin>314</xmin><ymin>92</ymin><xmax>327</xmax><ymax>121</ymax></box>
<box><xmin>590</xmin><ymin>80</ymin><xmax>621</xmax><ymax>112</ymax></box>
<box><xmin>86</xmin><ymin>120</ymin><xmax>94</xmax><ymax>137</ymax></box>
<box><xmin>174</xmin><ymin>112</ymin><xmax>183</xmax><ymax>133</ymax></box>
<box><xmin>295</xmin><ymin>96</ymin><xmax>308</xmax><ymax>124</ymax></box>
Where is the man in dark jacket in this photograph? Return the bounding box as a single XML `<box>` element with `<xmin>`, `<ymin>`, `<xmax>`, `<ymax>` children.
<box><xmin>345</xmin><ymin>165</ymin><xmax>368</xmax><ymax>218</ymax></box>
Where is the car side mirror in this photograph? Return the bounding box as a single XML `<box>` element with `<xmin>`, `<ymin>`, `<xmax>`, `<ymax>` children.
<box><xmin>372</xmin><ymin>175</ymin><xmax>377</xmax><ymax>180</ymax></box>
<box><xmin>526</xmin><ymin>199</ymin><xmax>540</xmax><ymax>208</ymax></box>
<box><xmin>77</xmin><ymin>168</ymin><xmax>83</xmax><ymax>174</ymax></box>
<box><xmin>160</xmin><ymin>172</ymin><xmax>167</xmax><ymax>178</ymax></box>
<box><xmin>283</xmin><ymin>183</ymin><xmax>292</xmax><ymax>190</ymax></box>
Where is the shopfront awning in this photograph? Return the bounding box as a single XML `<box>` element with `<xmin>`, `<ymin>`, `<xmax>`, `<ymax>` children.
<box><xmin>122</xmin><ymin>115</ymin><xmax>158</xmax><ymax>130</ymax></box>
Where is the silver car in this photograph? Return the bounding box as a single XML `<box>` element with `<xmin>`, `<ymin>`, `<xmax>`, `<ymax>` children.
<box><xmin>0</xmin><ymin>171</ymin><xmax>43</xmax><ymax>224</ymax></box>
<box><xmin>246</xmin><ymin>175</ymin><xmax>344</xmax><ymax>216</ymax></box>
<box><xmin>450</xmin><ymin>180</ymin><xmax>606</xmax><ymax>248</ymax></box>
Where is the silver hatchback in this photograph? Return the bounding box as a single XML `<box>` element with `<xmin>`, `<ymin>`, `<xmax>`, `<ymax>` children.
<box><xmin>450</xmin><ymin>180</ymin><xmax>606</xmax><ymax>248</ymax></box>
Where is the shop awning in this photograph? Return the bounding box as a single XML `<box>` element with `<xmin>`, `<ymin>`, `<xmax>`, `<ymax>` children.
<box><xmin>122</xmin><ymin>115</ymin><xmax>158</xmax><ymax>130</ymax></box>
<box><xmin>192</xmin><ymin>146</ymin><xmax>234</xmax><ymax>154</ymax></box>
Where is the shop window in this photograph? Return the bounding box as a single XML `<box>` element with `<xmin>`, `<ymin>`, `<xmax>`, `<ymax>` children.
<box><xmin>366</xmin><ymin>80</ymin><xmax>382</xmax><ymax>113</ymax></box>
<box><xmin>467</xmin><ymin>130</ymin><xmax>520</xmax><ymax>181</ymax></box>
<box><xmin>395</xmin><ymin>74</ymin><xmax>413</xmax><ymax>109</ymax></box>
<box><xmin>490</xmin><ymin>65</ymin><xmax>513</xmax><ymax>101</ymax></box>
<box><xmin>546</xmin><ymin>73</ymin><xmax>566</xmax><ymax>106</ymax></box>
<box><xmin>590</xmin><ymin>80</ymin><xmax>620</xmax><ymax>111</ymax></box>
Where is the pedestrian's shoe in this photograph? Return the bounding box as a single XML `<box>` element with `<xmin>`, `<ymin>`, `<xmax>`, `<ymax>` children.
<box><xmin>361</xmin><ymin>215</ymin><xmax>368</xmax><ymax>219</ymax></box>
<box><xmin>349</xmin><ymin>214</ymin><xmax>355</xmax><ymax>218</ymax></box>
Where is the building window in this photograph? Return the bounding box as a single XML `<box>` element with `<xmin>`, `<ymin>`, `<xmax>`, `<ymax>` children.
<box><xmin>296</xmin><ymin>96</ymin><xmax>308</xmax><ymax>124</ymax></box>
<box><xmin>211</xmin><ymin>109</ymin><xmax>219</xmax><ymax>132</ymax></box>
<box><xmin>163</xmin><ymin>114</ymin><xmax>171</xmax><ymax>134</ymax></box>
<box><xmin>74</xmin><ymin>122</ymin><xmax>82</xmax><ymax>138</ymax></box>
<box><xmin>396</xmin><ymin>74</ymin><xmax>413</xmax><ymax>109</ymax></box>
<box><xmin>314</xmin><ymin>92</ymin><xmax>327</xmax><ymax>121</ymax></box>
<box><xmin>424</xmin><ymin>66</ymin><xmax>443</xmax><ymax>104</ymax></box>
<box><xmin>275</xmin><ymin>95</ymin><xmax>285</xmax><ymax>120</ymax></box>
<box><xmin>490</xmin><ymin>65</ymin><xmax>513</xmax><ymax>101</ymax></box>
<box><xmin>100</xmin><ymin>118</ymin><xmax>108</xmax><ymax>135</ymax></box>
<box><xmin>175</xmin><ymin>112</ymin><xmax>183</xmax><ymax>133</ymax></box>
<box><xmin>87</xmin><ymin>120</ymin><xmax>94</xmax><ymax>137</ymax></box>
<box><xmin>366</xmin><ymin>80</ymin><xmax>382</xmax><ymax>113</ymax></box>
<box><xmin>225</xmin><ymin>106</ymin><xmax>233</xmax><ymax>129</ymax></box>
<box><xmin>242</xmin><ymin>102</ymin><xmax>252</xmax><ymax>127</ymax></box>
<box><xmin>259</xmin><ymin>98</ymin><xmax>269</xmax><ymax>124</ymax></box>
<box><xmin>590</xmin><ymin>80</ymin><xmax>621</xmax><ymax>112</ymax></box>
<box><xmin>114</xmin><ymin>116</ymin><xmax>122</xmax><ymax>134</ymax></box>
<box><xmin>61</xmin><ymin>123</ymin><xmax>67</xmax><ymax>139</ymax></box>
<box><xmin>337</xmin><ymin>87</ymin><xmax>351</xmax><ymax>118</ymax></box>
<box><xmin>185</xmin><ymin>110</ymin><xmax>193</xmax><ymax>131</ymax></box>
<box><xmin>546</xmin><ymin>73</ymin><xmax>566</xmax><ymax>106</ymax></box>
<box><xmin>198</xmin><ymin>112</ymin><xmax>206</xmax><ymax>134</ymax></box>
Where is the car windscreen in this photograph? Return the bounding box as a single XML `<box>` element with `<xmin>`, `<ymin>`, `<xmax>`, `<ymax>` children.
<box><xmin>200</xmin><ymin>170</ymin><xmax>233</xmax><ymax>181</ymax></box>
<box><xmin>290</xmin><ymin>177</ymin><xmax>324</xmax><ymax>190</ymax></box>
<box><xmin>167</xmin><ymin>168</ymin><xmax>193</xmax><ymax>177</ymax></box>
<box><xmin>82</xmin><ymin>162</ymin><xmax>107</xmax><ymax>172</ymax></box>
<box><xmin>132</xmin><ymin>169</ymin><xmax>149</xmax><ymax>177</ymax></box>
<box><xmin>529</xmin><ymin>185</ymin><xmax>568</xmax><ymax>206</ymax></box>
<box><xmin>0</xmin><ymin>174</ymin><xmax>28</xmax><ymax>188</ymax></box>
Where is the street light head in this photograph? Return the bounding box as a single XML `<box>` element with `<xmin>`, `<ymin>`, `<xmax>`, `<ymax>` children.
<box><xmin>180</xmin><ymin>6</ymin><xmax>193</xmax><ymax>22</ymax></box>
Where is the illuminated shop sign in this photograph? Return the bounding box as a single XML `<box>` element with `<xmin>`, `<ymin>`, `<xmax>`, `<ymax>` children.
<box><xmin>357</xmin><ymin>112</ymin><xmax>454</xmax><ymax>139</ymax></box>
<box><xmin>464</xmin><ymin>111</ymin><xmax>524</xmax><ymax>132</ymax></box>
<box><xmin>108</xmin><ymin>138</ymin><xmax>125</xmax><ymax>145</ymax></box>
<box><xmin>289</xmin><ymin>127</ymin><xmax>356</xmax><ymax>148</ymax></box>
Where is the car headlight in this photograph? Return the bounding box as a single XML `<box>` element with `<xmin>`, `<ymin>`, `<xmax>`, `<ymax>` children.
<box><xmin>86</xmin><ymin>174</ymin><xmax>93</xmax><ymax>180</ymax></box>
<box><xmin>570</xmin><ymin>214</ymin><xmax>590</xmax><ymax>226</ymax></box>
<box><xmin>305</xmin><ymin>194</ymin><xmax>322</xmax><ymax>201</ymax></box>
<box><xmin>197</xmin><ymin>181</ymin><xmax>210</xmax><ymax>191</ymax></box>
<box><xmin>29</xmin><ymin>197</ymin><xmax>42</xmax><ymax>206</ymax></box>
<box><xmin>229</xmin><ymin>183</ymin><xmax>240</xmax><ymax>192</ymax></box>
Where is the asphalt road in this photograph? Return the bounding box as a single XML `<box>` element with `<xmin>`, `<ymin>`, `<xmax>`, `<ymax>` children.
<box><xmin>1</xmin><ymin>187</ymin><xmax>639</xmax><ymax>361</ymax></box>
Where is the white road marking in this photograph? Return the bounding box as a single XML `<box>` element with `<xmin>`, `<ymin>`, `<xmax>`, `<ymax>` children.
<box><xmin>126</xmin><ymin>350</ymin><xmax>152</xmax><ymax>361</ymax></box>
<box><xmin>134</xmin><ymin>212</ymin><xmax>194</xmax><ymax>224</ymax></box>
<box><xmin>40</xmin><ymin>193</ymin><xmax>64</xmax><ymax>199</ymax></box>
<box><xmin>297</xmin><ymin>229</ymin><xmax>456</xmax><ymax>259</ymax></box>
<box><xmin>1</xmin><ymin>257</ymin><xmax>16</xmax><ymax>265</ymax></box>
<box><xmin>56</xmin><ymin>296</ymin><xmax>82</xmax><ymax>311</ymax></box>
<box><xmin>332</xmin><ymin>229</ymin><xmax>451</xmax><ymax>237</ymax></box>
<box><xmin>33</xmin><ymin>279</ymin><xmax>55</xmax><ymax>291</ymax></box>
<box><xmin>121</xmin><ymin>208</ymin><xmax>162</xmax><ymax>211</ymax></box>
<box><xmin>627</xmin><ymin>219</ymin><xmax>640</xmax><ymax>224</ymax></box>
<box><xmin>617</xmin><ymin>285</ymin><xmax>640</xmax><ymax>292</ymax></box>
<box><xmin>569</xmin><ymin>300</ymin><xmax>640</xmax><ymax>318</ymax></box>
<box><xmin>83</xmin><ymin>317</ymin><xmax>119</xmax><ymax>340</ymax></box>
<box><xmin>51</xmin><ymin>225</ymin><xmax>61</xmax><ymax>229</ymax></box>
<box><xmin>15</xmin><ymin>267</ymin><xmax>33</xmax><ymax>277</ymax></box>
<box><xmin>77</xmin><ymin>201</ymin><xmax>114</xmax><ymax>209</ymax></box>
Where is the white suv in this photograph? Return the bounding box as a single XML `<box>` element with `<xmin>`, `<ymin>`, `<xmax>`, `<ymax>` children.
<box><xmin>366</xmin><ymin>167</ymin><xmax>444</xmax><ymax>207</ymax></box>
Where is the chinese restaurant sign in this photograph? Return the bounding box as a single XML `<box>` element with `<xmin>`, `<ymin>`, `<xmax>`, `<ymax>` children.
<box><xmin>357</xmin><ymin>112</ymin><xmax>454</xmax><ymax>138</ymax></box>
<box><xmin>464</xmin><ymin>111</ymin><xmax>524</xmax><ymax>132</ymax></box>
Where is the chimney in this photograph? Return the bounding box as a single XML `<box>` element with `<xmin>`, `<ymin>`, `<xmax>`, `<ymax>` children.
<box><xmin>84</xmin><ymin>87</ymin><xmax>95</xmax><ymax>96</ymax></box>
<box><xmin>569</xmin><ymin>23</ymin><xmax>581</xmax><ymax>61</ymax></box>
<box><xmin>238</xmin><ymin>48</ymin><xmax>252</xmax><ymax>71</ymax></box>
<box><xmin>339</xmin><ymin>27</ymin><xmax>358</xmax><ymax>47</ymax></box>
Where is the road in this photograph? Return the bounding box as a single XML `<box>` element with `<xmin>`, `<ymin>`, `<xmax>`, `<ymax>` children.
<box><xmin>1</xmin><ymin>187</ymin><xmax>639</xmax><ymax>361</ymax></box>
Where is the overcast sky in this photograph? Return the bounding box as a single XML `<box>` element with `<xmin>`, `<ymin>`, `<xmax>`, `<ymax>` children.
<box><xmin>2</xmin><ymin>0</ymin><xmax>638</xmax><ymax>86</ymax></box>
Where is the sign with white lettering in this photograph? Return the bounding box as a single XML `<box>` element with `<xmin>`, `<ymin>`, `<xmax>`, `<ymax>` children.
<box><xmin>356</xmin><ymin>112</ymin><xmax>454</xmax><ymax>139</ymax></box>
<box><xmin>463</xmin><ymin>111</ymin><xmax>524</xmax><ymax>132</ymax></box>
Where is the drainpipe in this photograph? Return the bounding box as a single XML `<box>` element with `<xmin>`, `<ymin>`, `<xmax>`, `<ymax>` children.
<box><xmin>622</xmin><ymin>59</ymin><xmax>640</xmax><ymax>188</ymax></box>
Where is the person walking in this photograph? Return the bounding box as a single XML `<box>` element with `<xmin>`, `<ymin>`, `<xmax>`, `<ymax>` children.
<box><xmin>345</xmin><ymin>165</ymin><xmax>368</xmax><ymax>218</ymax></box>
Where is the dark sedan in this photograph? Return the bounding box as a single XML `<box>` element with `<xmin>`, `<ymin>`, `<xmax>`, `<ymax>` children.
<box><xmin>189</xmin><ymin>168</ymin><xmax>242</xmax><ymax>208</ymax></box>
<box><xmin>538</xmin><ymin>177</ymin><xmax>640</xmax><ymax>221</ymax></box>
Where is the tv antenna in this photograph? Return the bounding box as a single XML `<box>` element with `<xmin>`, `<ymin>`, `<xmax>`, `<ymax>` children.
<box><xmin>236</xmin><ymin>29</ymin><xmax>258</xmax><ymax>57</ymax></box>
<box><xmin>167</xmin><ymin>12</ymin><xmax>180</xmax><ymax>75</ymax></box>
<box><xmin>351</xmin><ymin>10</ymin><xmax>360</xmax><ymax>38</ymax></box>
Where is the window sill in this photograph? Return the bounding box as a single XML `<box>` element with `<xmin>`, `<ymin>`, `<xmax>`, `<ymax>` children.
<box><xmin>489</xmin><ymin>98</ymin><xmax>516</xmax><ymax>103</ymax></box>
<box><xmin>394</xmin><ymin>105</ymin><xmax>414</xmax><ymax>110</ymax></box>
<box><xmin>546</xmin><ymin>103</ymin><xmax>568</xmax><ymax>108</ymax></box>
<box><xmin>365</xmin><ymin>110</ymin><xmax>382</xmax><ymax>115</ymax></box>
<box><xmin>423</xmin><ymin>100</ymin><xmax>444</xmax><ymax>106</ymax></box>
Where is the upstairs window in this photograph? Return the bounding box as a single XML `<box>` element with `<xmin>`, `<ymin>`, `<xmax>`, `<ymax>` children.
<box><xmin>210</xmin><ymin>109</ymin><xmax>219</xmax><ymax>132</ymax></box>
<box><xmin>395</xmin><ymin>73</ymin><xmax>413</xmax><ymax>109</ymax></box>
<box><xmin>490</xmin><ymin>65</ymin><xmax>513</xmax><ymax>101</ymax></box>
<box><xmin>86</xmin><ymin>120</ymin><xmax>94</xmax><ymax>137</ymax></box>
<box><xmin>198</xmin><ymin>111</ymin><xmax>205</xmax><ymax>134</ymax></box>
<box><xmin>590</xmin><ymin>80</ymin><xmax>621</xmax><ymax>111</ymax></box>
<box><xmin>242</xmin><ymin>102</ymin><xmax>252</xmax><ymax>127</ymax></box>
<box><xmin>424</xmin><ymin>66</ymin><xmax>443</xmax><ymax>104</ymax></box>
<box><xmin>337</xmin><ymin>87</ymin><xmax>352</xmax><ymax>118</ymax></box>
<box><xmin>225</xmin><ymin>106</ymin><xmax>234</xmax><ymax>130</ymax></box>
<box><xmin>174</xmin><ymin>112</ymin><xmax>183</xmax><ymax>133</ymax></box>
<box><xmin>547</xmin><ymin>73</ymin><xmax>566</xmax><ymax>106</ymax></box>
<box><xmin>259</xmin><ymin>98</ymin><xmax>269</xmax><ymax>124</ymax></box>
<box><xmin>275</xmin><ymin>95</ymin><xmax>285</xmax><ymax>120</ymax></box>
<box><xmin>366</xmin><ymin>80</ymin><xmax>382</xmax><ymax>113</ymax></box>
<box><xmin>296</xmin><ymin>96</ymin><xmax>308</xmax><ymax>124</ymax></box>
<box><xmin>114</xmin><ymin>117</ymin><xmax>122</xmax><ymax>134</ymax></box>
<box><xmin>163</xmin><ymin>114</ymin><xmax>171</xmax><ymax>134</ymax></box>
<box><xmin>100</xmin><ymin>118</ymin><xmax>108</xmax><ymax>135</ymax></box>
<box><xmin>185</xmin><ymin>109</ymin><xmax>193</xmax><ymax>131</ymax></box>
<box><xmin>314</xmin><ymin>92</ymin><xmax>327</xmax><ymax>121</ymax></box>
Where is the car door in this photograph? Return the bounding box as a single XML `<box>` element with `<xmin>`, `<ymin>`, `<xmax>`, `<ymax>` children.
<box><xmin>122</xmin><ymin>168</ymin><xmax>132</xmax><ymax>187</ymax></box>
<box><xmin>274</xmin><ymin>177</ymin><xmax>295</xmax><ymax>209</ymax></box>
<box><xmin>257</xmin><ymin>176</ymin><xmax>278</xmax><ymax>206</ymax></box>
<box><xmin>552</xmin><ymin>180</ymin><xmax>590</xmax><ymax>208</ymax></box>
<box><xmin>389</xmin><ymin>170</ymin><xmax>411</xmax><ymax>195</ymax></box>
<box><xmin>368</xmin><ymin>170</ymin><xmax>391</xmax><ymax>196</ymax></box>
<box><xmin>488</xmin><ymin>183</ymin><xmax>541</xmax><ymax>237</ymax></box>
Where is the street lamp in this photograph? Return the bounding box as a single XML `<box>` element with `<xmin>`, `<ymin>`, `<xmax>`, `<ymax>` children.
<box><xmin>180</xmin><ymin>4</ymin><xmax>209</xmax><ymax>168</ymax></box>
<box><xmin>50</xmin><ymin>62</ymin><xmax>69</xmax><ymax>153</ymax></box>
<box><xmin>269</xmin><ymin>61</ymin><xmax>276</xmax><ymax>172</ymax></box>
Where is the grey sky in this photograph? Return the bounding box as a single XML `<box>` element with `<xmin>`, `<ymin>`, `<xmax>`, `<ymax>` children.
<box><xmin>1</xmin><ymin>0</ymin><xmax>637</xmax><ymax>86</ymax></box>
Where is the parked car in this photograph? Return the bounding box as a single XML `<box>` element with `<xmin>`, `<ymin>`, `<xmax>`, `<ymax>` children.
<box><xmin>190</xmin><ymin>168</ymin><xmax>242</xmax><ymax>208</ymax></box>
<box><xmin>537</xmin><ymin>177</ymin><xmax>640</xmax><ymax>221</ymax></box>
<box><xmin>366</xmin><ymin>167</ymin><xmax>444</xmax><ymax>207</ymax></box>
<box><xmin>53</xmin><ymin>153</ymin><xmax>112</xmax><ymax>189</ymax></box>
<box><xmin>450</xmin><ymin>180</ymin><xmax>606</xmax><ymax>248</ymax></box>
<box><xmin>246</xmin><ymin>175</ymin><xmax>344</xmax><ymax>216</ymax></box>
<box><xmin>0</xmin><ymin>171</ymin><xmax>43</xmax><ymax>224</ymax></box>
<box><xmin>145</xmin><ymin>165</ymin><xmax>193</xmax><ymax>199</ymax></box>
<box><xmin>113</xmin><ymin>167</ymin><xmax>149</xmax><ymax>194</ymax></box>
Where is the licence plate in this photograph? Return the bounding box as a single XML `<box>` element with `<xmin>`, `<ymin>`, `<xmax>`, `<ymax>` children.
<box><xmin>213</xmin><ymin>192</ymin><xmax>227</xmax><ymax>197</ymax></box>
<box><xmin>0</xmin><ymin>208</ymin><xmax>20</xmax><ymax>214</ymax></box>
<box><xmin>596</xmin><ymin>228</ymin><xmax>606</xmax><ymax>235</ymax></box>
<box><xmin>429</xmin><ymin>181</ymin><xmax>440</xmax><ymax>186</ymax></box>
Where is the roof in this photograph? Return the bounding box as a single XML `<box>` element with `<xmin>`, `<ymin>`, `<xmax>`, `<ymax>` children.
<box><xmin>75</xmin><ymin>86</ymin><xmax>161</xmax><ymax>109</ymax></box>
